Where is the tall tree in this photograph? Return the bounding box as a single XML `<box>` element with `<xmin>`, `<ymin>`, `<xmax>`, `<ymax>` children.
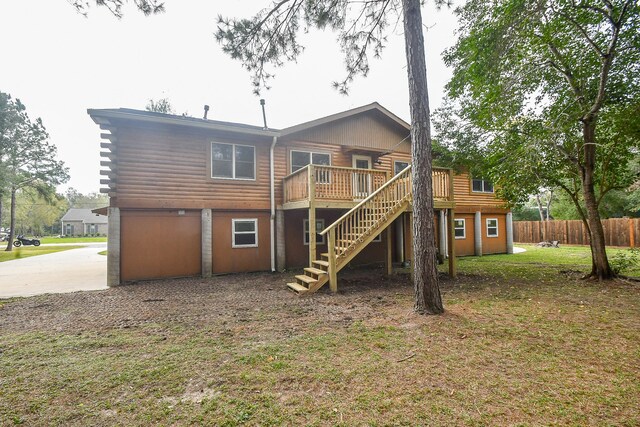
<box><xmin>215</xmin><ymin>0</ymin><xmax>445</xmax><ymax>313</ymax></box>
<box><xmin>0</xmin><ymin>93</ymin><xmax>69</xmax><ymax>251</ymax></box>
<box><xmin>442</xmin><ymin>0</ymin><xmax>640</xmax><ymax>279</ymax></box>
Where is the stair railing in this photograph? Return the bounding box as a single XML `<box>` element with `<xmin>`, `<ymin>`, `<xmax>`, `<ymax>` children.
<box><xmin>320</xmin><ymin>165</ymin><xmax>412</xmax><ymax>269</ymax></box>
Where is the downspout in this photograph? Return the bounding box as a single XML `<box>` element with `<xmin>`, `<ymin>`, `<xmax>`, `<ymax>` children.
<box><xmin>269</xmin><ymin>135</ymin><xmax>278</xmax><ymax>272</ymax></box>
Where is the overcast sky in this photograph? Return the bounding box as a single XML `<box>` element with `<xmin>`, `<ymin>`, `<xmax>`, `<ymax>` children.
<box><xmin>0</xmin><ymin>0</ymin><xmax>459</xmax><ymax>194</ymax></box>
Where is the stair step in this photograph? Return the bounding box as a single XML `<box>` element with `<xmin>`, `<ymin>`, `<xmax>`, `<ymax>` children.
<box><xmin>321</xmin><ymin>252</ymin><xmax>329</xmax><ymax>260</ymax></box>
<box><xmin>286</xmin><ymin>282</ymin><xmax>309</xmax><ymax>293</ymax></box>
<box><xmin>304</xmin><ymin>267</ymin><xmax>327</xmax><ymax>276</ymax></box>
<box><xmin>312</xmin><ymin>260</ymin><xmax>329</xmax><ymax>268</ymax></box>
<box><xmin>296</xmin><ymin>274</ymin><xmax>317</xmax><ymax>285</ymax></box>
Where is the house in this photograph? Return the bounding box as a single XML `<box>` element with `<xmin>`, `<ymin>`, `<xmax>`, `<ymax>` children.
<box><xmin>88</xmin><ymin>103</ymin><xmax>513</xmax><ymax>292</ymax></box>
<box><xmin>60</xmin><ymin>208</ymin><xmax>108</xmax><ymax>236</ymax></box>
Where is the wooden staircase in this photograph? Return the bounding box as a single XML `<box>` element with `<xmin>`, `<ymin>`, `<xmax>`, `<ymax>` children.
<box><xmin>287</xmin><ymin>165</ymin><xmax>412</xmax><ymax>294</ymax></box>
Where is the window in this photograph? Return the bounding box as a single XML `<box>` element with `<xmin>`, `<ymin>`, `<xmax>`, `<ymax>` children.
<box><xmin>291</xmin><ymin>150</ymin><xmax>331</xmax><ymax>173</ymax></box>
<box><xmin>89</xmin><ymin>224</ymin><xmax>96</xmax><ymax>234</ymax></box>
<box><xmin>394</xmin><ymin>160</ymin><xmax>410</xmax><ymax>175</ymax></box>
<box><xmin>454</xmin><ymin>219</ymin><xmax>466</xmax><ymax>239</ymax></box>
<box><xmin>304</xmin><ymin>219</ymin><xmax>326</xmax><ymax>245</ymax></box>
<box><xmin>472</xmin><ymin>179</ymin><xmax>494</xmax><ymax>193</ymax></box>
<box><xmin>486</xmin><ymin>218</ymin><xmax>498</xmax><ymax>237</ymax></box>
<box><xmin>232</xmin><ymin>219</ymin><xmax>258</xmax><ymax>248</ymax></box>
<box><xmin>372</xmin><ymin>232</ymin><xmax>382</xmax><ymax>243</ymax></box>
<box><xmin>211</xmin><ymin>142</ymin><xmax>255</xmax><ymax>180</ymax></box>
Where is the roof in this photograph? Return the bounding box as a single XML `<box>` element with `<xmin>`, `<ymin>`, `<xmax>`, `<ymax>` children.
<box><xmin>87</xmin><ymin>102</ymin><xmax>408</xmax><ymax>139</ymax></box>
<box><xmin>279</xmin><ymin>102</ymin><xmax>410</xmax><ymax>136</ymax></box>
<box><xmin>61</xmin><ymin>208</ymin><xmax>108</xmax><ymax>224</ymax></box>
<box><xmin>87</xmin><ymin>108</ymin><xmax>279</xmax><ymax>138</ymax></box>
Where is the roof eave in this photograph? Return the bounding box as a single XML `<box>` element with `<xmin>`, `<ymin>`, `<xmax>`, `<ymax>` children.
<box><xmin>87</xmin><ymin>109</ymin><xmax>280</xmax><ymax>138</ymax></box>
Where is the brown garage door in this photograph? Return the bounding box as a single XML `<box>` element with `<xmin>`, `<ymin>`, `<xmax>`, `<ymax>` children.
<box><xmin>121</xmin><ymin>210</ymin><xmax>201</xmax><ymax>281</ymax></box>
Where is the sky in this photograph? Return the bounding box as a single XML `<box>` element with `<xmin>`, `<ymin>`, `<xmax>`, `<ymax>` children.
<box><xmin>0</xmin><ymin>0</ymin><xmax>460</xmax><ymax>194</ymax></box>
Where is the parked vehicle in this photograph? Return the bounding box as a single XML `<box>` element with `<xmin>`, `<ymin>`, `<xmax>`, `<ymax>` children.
<box><xmin>13</xmin><ymin>235</ymin><xmax>41</xmax><ymax>247</ymax></box>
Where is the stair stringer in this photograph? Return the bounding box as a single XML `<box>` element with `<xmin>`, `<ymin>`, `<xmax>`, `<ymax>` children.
<box><xmin>335</xmin><ymin>200</ymin><xmax>410</xmax><ymax>271</ymax></box>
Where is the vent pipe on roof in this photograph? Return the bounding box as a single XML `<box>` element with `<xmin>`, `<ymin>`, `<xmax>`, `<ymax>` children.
<box><xmin>203</xmin><ymin>105</ymin><xmax>210</xmax><ymax>120</ymax></box>
<box><xmin>260</xmin><ymin>99</ymin><xmax>268</xmax><ymax>129</ymax></box>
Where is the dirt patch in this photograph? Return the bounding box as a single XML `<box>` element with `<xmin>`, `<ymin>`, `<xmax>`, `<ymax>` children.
<box><xmin>0</xmin><ymin>268</ymin><xmax>421</xmax><ymax>334</ymax></box>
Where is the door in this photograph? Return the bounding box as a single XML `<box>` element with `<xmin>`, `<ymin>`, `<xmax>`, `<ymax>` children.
<box><xmin>352</xmin><ymin>155</ymin><xmax>372</xmax><ymax>199</ymax></box>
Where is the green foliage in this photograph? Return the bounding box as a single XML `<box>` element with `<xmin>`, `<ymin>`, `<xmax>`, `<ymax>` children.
<box><xmin>512</xmin><ymin>206</ymin><xmax>541</xmax><ymax>221</ymax></box>
<box><xmin>0</xmin><ymin>91</ymin><xmax>69</xmax><ymax>249</ymax></box>
<box><xmin>64</xmin><ymin>188</ymin><xmax>108</xmax><ymax>209</ymax></box>
<box><xmin>439</xmin><ymin>0</ymin><xmax>640</xmax><ymax>220</ymax></box>
<box><xmin>215</xmin><ymin>1</ymin><xmax>404</xmax><ymax>94</ymax></box>
<box><xmin>145</xmin><ymin>98</ymin><xmax>174</xmax><ymax>114</ymax></box>
<box><xmin>609</xmin><ymin>248</ymin><xmax>640</xmax><ymax>275</ymax></box>
<box><xmin>69</xmin><ymin>0</ymin><xmax>164</xmax><ymax>18</ymax></box>
<box><xmin>15</xmin><ymin>189</ymin><xmax>68</xmax><ymax>236</ymax></box>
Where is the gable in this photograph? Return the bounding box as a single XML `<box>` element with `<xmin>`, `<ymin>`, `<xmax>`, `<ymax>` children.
<box><xmin>282</xmin><ymin>110</ymin><xmax>411</xmax><ymax>153</ymax></box>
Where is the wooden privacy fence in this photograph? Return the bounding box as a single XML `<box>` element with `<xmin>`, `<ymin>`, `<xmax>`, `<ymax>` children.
<box><xmin>513</xmin><ymin>218</ymin><xmax>640</xmax><ymax>247</ymax></box>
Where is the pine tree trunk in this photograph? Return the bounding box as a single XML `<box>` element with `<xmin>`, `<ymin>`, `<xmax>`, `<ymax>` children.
<box><xmin>402</xmin><ymin>0</ymin><xmax>443</xmax><ymax>314</ymax></box>
<box><xmin>5</xmin><ymin>188</ymin><xmax>16</xmax><ymax>252</ymax></box>
<box><xmin>581</xmin><ymin>120</ymin><xmax>613</xmax><ymax>279</ymax></box>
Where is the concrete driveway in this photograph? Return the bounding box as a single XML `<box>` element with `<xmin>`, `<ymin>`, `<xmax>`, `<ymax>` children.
<box><xmin>0</xmin><ymin>243</ymin><xmax>107</xmax><ymax>299</ymax></box>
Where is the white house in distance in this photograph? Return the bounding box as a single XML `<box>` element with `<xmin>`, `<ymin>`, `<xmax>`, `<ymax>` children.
<box><xmin>61</xmin><ymin>208</ymin><xmax>108</xmax><ymax>236</ymax></box>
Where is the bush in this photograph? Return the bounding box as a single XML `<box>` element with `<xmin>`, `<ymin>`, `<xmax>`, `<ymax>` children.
<box><xmin>610</xmin><ymin>248</ymin><xmax>640</xmax><ymax>275</ymax></box>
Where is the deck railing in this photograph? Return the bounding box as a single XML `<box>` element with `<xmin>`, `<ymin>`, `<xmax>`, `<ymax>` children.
<box><xmin>283</xmin><ymin>164</ymin><xmax>453</xmax><ymax>205</ymax></box>
<box><xmin>283</xmin><ymin>165</ymin><xmax>388</xmax><ymax>203</ymax></box>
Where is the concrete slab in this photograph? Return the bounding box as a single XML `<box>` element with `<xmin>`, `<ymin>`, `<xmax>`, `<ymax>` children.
<box><xmin>0</xmin><ymin>243</ymin><xmax>107</xmax><ymax>299</ymax></box>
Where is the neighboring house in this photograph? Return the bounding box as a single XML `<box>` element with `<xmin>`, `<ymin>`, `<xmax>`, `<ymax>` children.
<box><xmin>88</xmin><ymin>103</ymin><xmax>513</xmax><ymax>292</ymax></box>
<box><xmin>61</xmin><ymin>208</ymin><xmax>108</xmax><ymax>236</ymax></box>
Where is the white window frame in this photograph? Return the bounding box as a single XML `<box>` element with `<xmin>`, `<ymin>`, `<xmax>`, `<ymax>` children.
<box><xmin>211</xmin><ymin>142</ymin><xmax>256</xmax><ymax>181</ymax></box>
<box><xmin>372</xmin><ymin>232</ymin><xmax>382</xmax><ymax>243</ymax></box>
<box><xmin>472</xmin><ymin>179</ymin><xmax>494</xmax><ymax>193</ymax></box>
<box><xmin>304</xmin><ymin>218</ymin><xmax>326</xmax><ymax>245</ymax></box>
<box><xmin>232</xmin><ymin>219</ymin><xmax>259</xmax><ymax>248</ymax></box>
<box><xmin>393</xmin><ymin>160</ymin><xmax>410</xmax><ymax>175</ymax></box>
<box><xmin>486</xmin><ymin>218</ymin><xmax>498</xmax><ymax>238</ymax></box>
<box><xmin>290</xmin><ymin>150</ymin><xmax>332</xmax><ymax>173</ymax></box>
<box><xmin>454</xmin><ymin>219</ymin><xmax>466</xmax><ymax>239</ymax></box>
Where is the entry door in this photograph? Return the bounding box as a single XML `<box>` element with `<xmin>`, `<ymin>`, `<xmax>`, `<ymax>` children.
<box><xmin>352</xmin><ymin>155</ymin><xmax>372</xmax><ymax>199</ymax></box>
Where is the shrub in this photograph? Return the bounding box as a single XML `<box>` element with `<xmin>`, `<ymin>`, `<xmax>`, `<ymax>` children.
<box><xmin>610</xmin><ymin>248</ymin><xmax>640</xmax><ymax>275</ymax></box>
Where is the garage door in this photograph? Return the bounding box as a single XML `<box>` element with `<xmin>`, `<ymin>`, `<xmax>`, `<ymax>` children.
<box><xmin>121</xmin><ymin>210</ymin><xmax>201</xmax><ymax>281</ymax></box>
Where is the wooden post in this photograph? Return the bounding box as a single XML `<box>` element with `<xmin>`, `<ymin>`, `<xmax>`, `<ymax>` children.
<box><xmin>448</xmin><ymin>168</ymin><xmax>455</xmax><ymax>202</ymax></box>
<box><xmin>308</xmin><ymin>165</ymin><xmax>316</xmax><ymax>265</ymax></box>
<box><xmin>328</xmin><ymin>229</ymin><xmax>338</xmax><ymax>292</ymax></box>
<box><xmin>447</xmin><ymin>208</ymin><xmax>457</xmax><ymax>278</ymax></box>
<box><xmin>408</xmin><ymin>211</ymin><xmax>414</xmax><ymax>283</ymax></box>
<box><xmin>629</xmin><ymin>218</ymin><xmax>635</xmax><ymax>248</ymax></box>
<box><xmin>385</xmin><ymin>226</ymin><xmax>393</xmax><ymax>276</ymax></box>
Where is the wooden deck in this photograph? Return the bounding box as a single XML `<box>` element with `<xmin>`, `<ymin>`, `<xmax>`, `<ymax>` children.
<box><xmin>286</xmin><ymin>165</ymin><xmax>457</xmax><ymax>294</ymax></box>
<box><xmin>282</xmin><ymin>165</ymin><xmax>455</xmax><ymax>210</ymax></box>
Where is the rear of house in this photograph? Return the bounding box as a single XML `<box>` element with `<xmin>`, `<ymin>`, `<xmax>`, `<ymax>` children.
<box><xmin>88</xmin><ymin>103</ymin><xmax>512</xmax><ymax>287</ymax></box>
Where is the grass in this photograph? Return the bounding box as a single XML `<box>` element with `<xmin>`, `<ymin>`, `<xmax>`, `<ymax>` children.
<box><xmin>447</xmin><ymin>243</ymin><xmax>640</xmax><ymax>278</ymax></box>
<box><xmin>98</xmin><ymin>250</ymin><xmax>107</xmax><ymax>256</ymax></box>
<box><xmin>38</xmin><ymin>236</ymin><xmax>107</xmax><ymax>244</ymax></box>
<box><xmin>0</xmin><ymin>245</ymin><xmax>638</xmax><ymax>425</ymax></box>
<box><xmin>0</xmin><ymin>245</ymin><xmax>84</xmax><ymax>262</ymax></box>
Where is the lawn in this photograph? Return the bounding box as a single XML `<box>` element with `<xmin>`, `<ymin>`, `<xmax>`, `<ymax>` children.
<box><xmin>0</xmin><ymin>245</ymin><xmax>84</xmax><ymax>263</ymax></box>
<box><xmin>38</xmin><ymin>236</ymin><xmax>107</xmax><ymax>244</ymax></box>
<box><xmin>0</xmin><ymin>245</ymin><xmax>638</xmax><ymax>426</ymax></box>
